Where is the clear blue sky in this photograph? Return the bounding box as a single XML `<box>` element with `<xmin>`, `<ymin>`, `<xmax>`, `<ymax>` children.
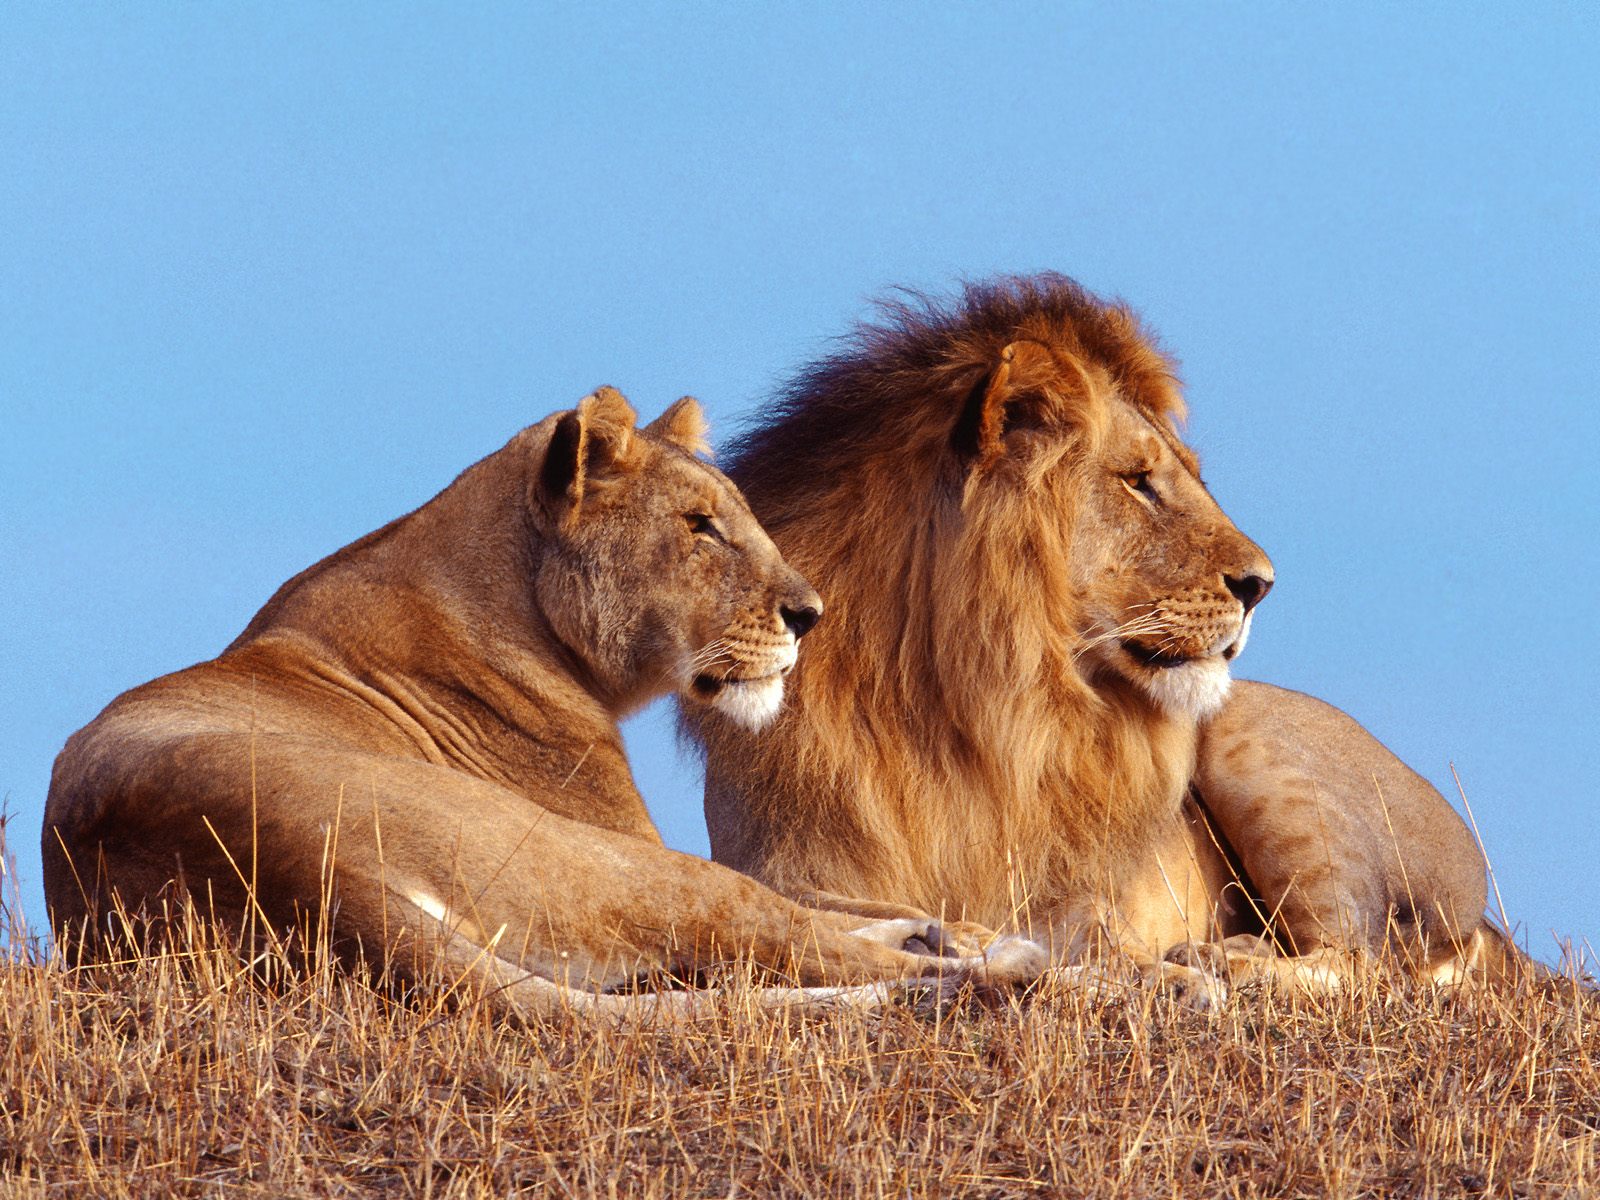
<box><xmin>3</xmin><ymin>6</ymin><xmax>1596</xmax><ymax>961</ymax></box>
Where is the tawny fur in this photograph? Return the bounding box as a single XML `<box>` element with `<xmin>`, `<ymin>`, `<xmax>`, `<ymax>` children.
<box><xmin>43</xmin><ymin>389</ymin><xmax>1046</xmax><ymax>1019</ymax></box>
<box><xmin>690</xmin><ymin>274</ymin><xmax>1525</xmax><ymax>990</ymax></box>
<box><xmin>1194</xmin><ymin>680</ymin><xmax>1508</xmax><ymax>981</ymax></box>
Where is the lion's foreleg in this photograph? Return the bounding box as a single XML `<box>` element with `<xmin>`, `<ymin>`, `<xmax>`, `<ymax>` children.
<box><xmin>1195</xmin><ymin>681</ymin><xmax>1493</xmax><ymax>984</ymax></box>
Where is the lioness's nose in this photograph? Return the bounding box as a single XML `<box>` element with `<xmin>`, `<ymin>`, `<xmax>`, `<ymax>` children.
<box><xmin>782</xmin><ymin>603</ymin><xmax>822</xmax><ymax>639</ymax></box>
<box><xmin>1225</xmin><ymin>572</ymin><xmax>1273</xmax><ymax>615</ymax></box>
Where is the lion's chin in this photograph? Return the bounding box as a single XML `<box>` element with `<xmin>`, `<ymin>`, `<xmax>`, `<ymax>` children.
<box><xmin>1135</xmin><ymin>657</ymin><xmax>1233</xmax><ymax>721</ymax></box>
<box><xmin>693</xmin><ymin>674</ymin><xmax>787</xmax><ymax>731</ymax></box>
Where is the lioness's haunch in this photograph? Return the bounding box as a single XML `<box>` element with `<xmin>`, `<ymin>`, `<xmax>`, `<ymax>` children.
<box><xmin>688</xmin><ymin>274</ymin><xmax>1530</xmax><ymax>996</ymax></box>
<box><xmin>43</xmin><ymin>388</ymin><xmax>1045</xmax><ymax>1017</ymax></box>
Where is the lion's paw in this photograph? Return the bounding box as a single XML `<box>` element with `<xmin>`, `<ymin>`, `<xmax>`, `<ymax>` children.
<box><xmin>1151</xmin><ymin>949</ymin><xmax>1230</xmax><ymax>1011</ymax></box>
<box><xmin>1214</xmin><ymin>935</ymin><xmax>1349</xmax><ymax>994</ymax></box>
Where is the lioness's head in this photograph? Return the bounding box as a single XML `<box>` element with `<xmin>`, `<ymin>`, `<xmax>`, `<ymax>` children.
<box><xmin>532</xmin><ymin>387</ymin><xmax>822</xmax><ymax>729</ymax></box>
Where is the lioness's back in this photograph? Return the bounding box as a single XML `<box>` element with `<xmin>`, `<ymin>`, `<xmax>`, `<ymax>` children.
<box><xmin>44</xmin><ymin>389</ymin><xmax>1043</xmax><ymax>1013</ymax></box>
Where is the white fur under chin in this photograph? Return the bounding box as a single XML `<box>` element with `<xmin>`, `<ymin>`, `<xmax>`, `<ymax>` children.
<box><xmin>1140</xmin><ymin>658</ymin><xmax>1233</xmax><ymax>720</ymax></box>
<box><xmin>711</xmin><ymin>674</ymin><xmax>787</xmax><ymax>731</ymax></box>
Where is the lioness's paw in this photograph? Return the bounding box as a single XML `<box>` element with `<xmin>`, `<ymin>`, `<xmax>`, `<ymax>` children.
<box><xmin>933</xmin><ymin>919</ymin><xmax>1012</xmax><ymax>959</ymax></box>
<box><xmin>845</xmin><ymin>919</ymin><xmax>1047</xmax><ymax>987</ymax></box>
<box><xmin>971</xmin><ymin>934</ymin><xmax>1050</xmax><ymax>987</ymax></box>
<box><xmin>847</xmin><ymin>916</ymin><xmax>955</xmax><ymax>956</ymax></box>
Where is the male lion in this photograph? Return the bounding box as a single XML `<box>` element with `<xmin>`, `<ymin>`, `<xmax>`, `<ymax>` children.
<box><xmin>688</xmin><ymin>275</ymin><xmax>1514</xmax><ymax>993</ymax></box>
<box><xmin>43</xmin><ymin>387</ymin><xmax>1044</xmax><ymax>1017</ymax></box>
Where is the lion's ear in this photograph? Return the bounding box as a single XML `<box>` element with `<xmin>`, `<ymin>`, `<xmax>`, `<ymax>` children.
<box><xmin>952</xmin><ymin>340</ymin><xmax>1086</xmax><ymax>468</ymax></box>
<box><xmin>538</xmin><ymin>386</ymin><xmax>640</xmax><ymax>522</ymax></box>
<box><xmin>644</xmin><ymin>396</ymin><xmax>711</xmax><ymax>458</ymax></box>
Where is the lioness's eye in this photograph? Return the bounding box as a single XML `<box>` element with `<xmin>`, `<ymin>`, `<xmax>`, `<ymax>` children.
<box><xmin>686</xmin><ymin>513</ymin><xmax>717</xmax><ymax>536</ymax></box>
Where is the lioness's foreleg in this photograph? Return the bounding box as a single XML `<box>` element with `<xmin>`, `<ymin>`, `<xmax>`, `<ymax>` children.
<box><xmin>51</xmin><ymin>733</ymin><xmax>1044</xmax><ymax>1010</ymax></box>
<box><xmin>788</xmin><ymin>889</ymin><xmax>1012</xmax><ymax>959</ymax></box>
<box><xmin>409</xmin><ymin>910</ymin><xmax>977</xmax><ymax>1023</ymax></box>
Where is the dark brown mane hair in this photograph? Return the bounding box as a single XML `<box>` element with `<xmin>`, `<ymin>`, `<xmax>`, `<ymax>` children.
<box><xmin>725</xmin><ymin>273</ymin><xmax>1187</xmax><ymax>526</ymax></box>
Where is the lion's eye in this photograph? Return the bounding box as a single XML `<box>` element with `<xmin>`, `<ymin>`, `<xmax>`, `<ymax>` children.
<box><xmin>686</xmin><ymin>513</ymin><xmax>718</xmax><ymax>537</ymax></box>
<box><xmin>1120</xmin><ymin>472</ymin><xmax>1160</xmax><ymax>503</ymax></box>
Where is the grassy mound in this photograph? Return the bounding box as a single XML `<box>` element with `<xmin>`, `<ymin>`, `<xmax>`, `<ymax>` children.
<box><xmin>2</xmin><ymin>908</ymin><xmax>1596</xmax><ymax>1199</ymax></box>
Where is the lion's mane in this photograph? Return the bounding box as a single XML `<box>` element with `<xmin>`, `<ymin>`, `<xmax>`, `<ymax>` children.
<box><xmin>694</xmin><ymin>275</ymin><xmax>1204</xmax><ymax>929</ymax></box>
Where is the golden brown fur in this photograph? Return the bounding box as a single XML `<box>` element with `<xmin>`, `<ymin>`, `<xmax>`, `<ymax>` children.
<box><xmin>1193</xmin><ymin>680</ymin><xmax>1516</xmax><ymax>986</ymax></box>
<box><xmin>689</xmin><ymin>275</ymin><xmax>1513</xmax><ymax>992</ymax></box>
<box><xmin>43</xmin><ymin>388</ymin><xmax>1045</xmax><ymax>1018</ymax></box>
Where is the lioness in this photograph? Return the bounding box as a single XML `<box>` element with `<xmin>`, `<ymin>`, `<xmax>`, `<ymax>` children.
<box><xmin>688</xmin><ymin>275</ymin><xmax>1514</xmax><ymax>992</ymax></box>
<box><xmin>43</xmin><ymin>387</ymin><xmax>1044</xmax><ymax>1017</ymax></box>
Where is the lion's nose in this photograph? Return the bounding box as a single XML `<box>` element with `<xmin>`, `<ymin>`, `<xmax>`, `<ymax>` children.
<box><xmin>1225</xmin><ymin>572</ymin><xmax>1273</xmax><ymax>615</ymax></box>
<box><xmin>781</xmin><ymin>603</ymin><xmax>822</xmax><ymax>639</ymax></box>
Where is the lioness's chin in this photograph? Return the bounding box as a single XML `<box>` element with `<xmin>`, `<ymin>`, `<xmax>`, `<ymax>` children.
<box><xmin>697</xmin><ymin>674</ymin><xmax>787</xmax><ymax>731</ymax></box>
<box><xmin>1135</xmin><ymin>658</ymin><xmax>1233</xmax><ymax>720</ymax></box>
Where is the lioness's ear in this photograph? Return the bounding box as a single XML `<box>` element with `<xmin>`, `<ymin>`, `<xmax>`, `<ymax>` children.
<box><xmin>538</xmin><ymin>386</ymin><xmax>640</xmax><ymax>522</ymax></box>
<box><xmin>644</xmin><ymin>396</ymin><xmax>711</xmax><ymax>458</ymax></box>
<box><xmin>952</xmin><ymin>340</ymin><xmax>1087</xmax><ymax>468</ymax></box>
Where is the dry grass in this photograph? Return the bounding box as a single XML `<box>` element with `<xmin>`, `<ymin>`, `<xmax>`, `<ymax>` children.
<box><xmin>3</xmin><ymin>822</ymin><xmax>1598</xmax><ymax>1199</ymax></box>
<box><xmin>2</xmin><ymin>933</ymin><xmax>1597</xmax><ymax>1197</ymax></box>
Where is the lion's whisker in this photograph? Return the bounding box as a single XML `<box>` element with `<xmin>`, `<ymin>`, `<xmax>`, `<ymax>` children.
<box><xmin>689</xmin><ymin>639</ymin><xmax>734</xmax><ymax>671</ymax></box>
<box><xmin>1073</xmin><ymin>613</ymin><xmax>1171</xmax><ymax>661</ymax></box>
